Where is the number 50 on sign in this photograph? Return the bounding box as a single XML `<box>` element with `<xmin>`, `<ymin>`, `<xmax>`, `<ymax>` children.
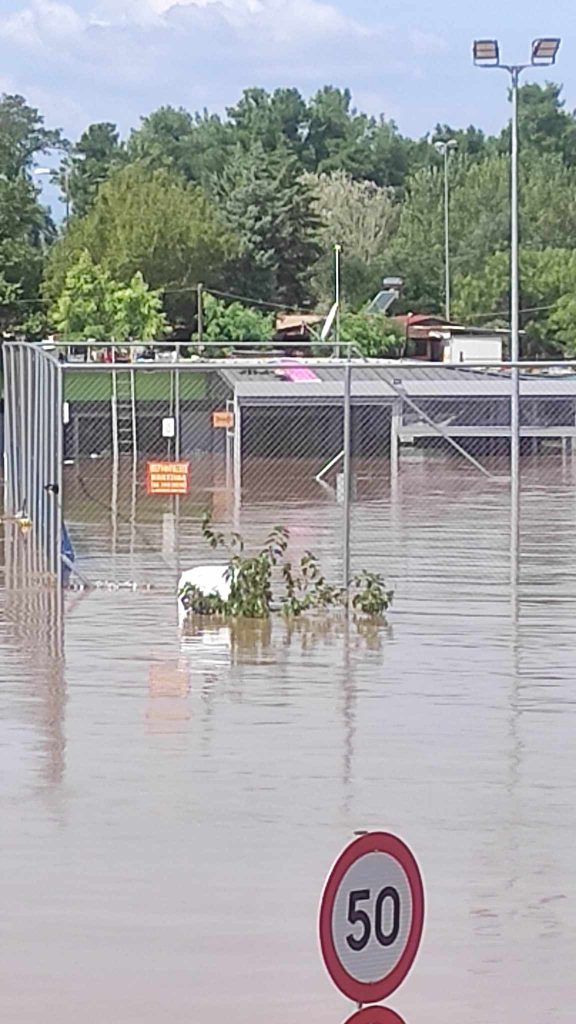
<box><xmin>318</xmin><ymin>832</ymin><xmax>425</xmax><ymax>1005</ymax></box>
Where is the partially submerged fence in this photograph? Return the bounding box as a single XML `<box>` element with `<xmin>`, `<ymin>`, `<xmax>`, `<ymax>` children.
<box><xmin>4</xmin><ymin>342</ymin><xmax>576</xmax><ymax>609</ymax></box>
<box><xmin>2</xmin><ymin>342</ymin><xmax>63</xmax><ymax>583</ymax></box>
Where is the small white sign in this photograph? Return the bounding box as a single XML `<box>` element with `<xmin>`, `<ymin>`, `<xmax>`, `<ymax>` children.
<box><xmin>62</xmin><ymin>401</ymin><xmax>70</xmax><ymax>425</ymax></box>
<box><xmin>162</xmin><ymin>417</ymin><xmax>175</xmax><ymax>438</ymax></box>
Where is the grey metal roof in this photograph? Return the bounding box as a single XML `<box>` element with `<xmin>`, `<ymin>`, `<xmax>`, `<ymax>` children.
<box><xmin>221</xmin><ymin>362</ymin><xmax>576</xmax><ymax>406</ymax></box>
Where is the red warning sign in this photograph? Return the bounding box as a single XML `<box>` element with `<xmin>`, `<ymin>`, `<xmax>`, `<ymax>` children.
<box><xmin>145</xmin><ymin>461</ymin><xmax>190</xmax><ymax>496</ymax></box>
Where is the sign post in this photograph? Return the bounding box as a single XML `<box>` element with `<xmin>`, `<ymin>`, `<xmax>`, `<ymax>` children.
<box><xmin>319</xmin><ymin>832</ymin><xmax>424</xmax><ymax>1008</ymax></box>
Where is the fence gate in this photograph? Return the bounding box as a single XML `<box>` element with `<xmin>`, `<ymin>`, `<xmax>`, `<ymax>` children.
<box><xmin>2</xmin><ymin>342</ymin><xmax>63</xmax><ymax>586</ymax></box>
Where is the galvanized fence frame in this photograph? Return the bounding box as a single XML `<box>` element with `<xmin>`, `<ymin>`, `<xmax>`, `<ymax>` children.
<box><xmin>2</xmin><ymin>341</ymin><xmax>63</xmax><ymax>585</ymax></box>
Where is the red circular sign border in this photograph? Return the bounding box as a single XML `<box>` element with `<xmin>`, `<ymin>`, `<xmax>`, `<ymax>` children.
<box><xmin>344</xmin><ymin>1008</ymin><xmax>406</xmax><ymax>1024</ymax></box>
<box><xmin>319</xmin><ymin>831</ymin><xmax>424</xmax><ymax>1004</ymax></box>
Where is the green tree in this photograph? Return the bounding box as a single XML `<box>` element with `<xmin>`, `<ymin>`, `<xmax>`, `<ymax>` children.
<box><xmin>0</xmin><ymin>174</ymin><xmax>54</xmax><ymax>330</ymax></box>
<box><xmin>51</xmin><ymin>251</ymin><xmax>118</xmax><ymax>340</ymax></box>
<box><xmin>51</xmin><ymin>251</ymin><xmax>167</xmax><ymax>341</ymax></box>
<box><xmin>453</xmin><ymin>248</ymin><xmax>576</xmax><ymax>357</ymax></box>
<box><xmin>44</xmin><ymin>165</ymin><xmax>235</xmax><ymax>323</ymax></box>
<box><xmin>305</xmin><ymin>87</ymin><xmax>410</xmax><ymax>187</ymax></box>
<box><xmin>0</xmin><ymin>94</ymin><xmax>63</xmax><ymax>179</ymax></box>
<box><xmin>339</xmin><ymin>311</ymin><xmax>404</xmax><ymax>357</ymax></box>
<box><xmin>498</xmin><ymin>83</ymin><xmax>576</xmax><ymax>165</ymax></box>
<box><xmin>112</xmin><ymin>271</ymin><xmax>168</xmax><ymax>341</ymax></box>
<box><xmin>384</xmin><ymin>155</ymin><xmax>514</xmax><ymax>312</ymax></box>
<box><xmin>67</xmin><ymin>122</ymin><xmax>124</xmax><ymax>217</ymax></box>
<box><xmin>215</xmin><ymin>143</ymin><xmax>320</xmax><ymax>306</ymax></box>
<box><xmin>305</xmin><ymin>171</ymin><xmax>400</xmax><ymax>307</ymax></box>
<box><xmin>196</xmin><ymin>294</ymin><xmax>273</xmax><ymax>343</ymax></box>
<box><xmin>0</xmin><ymin>95</ymin><xmax>61</xmax><ymax>329</ymax></box>
<box><xmin>127</xmin><ymin>107</ymin><xmax>233</xmax><ymax>185</ymax></box>
<box><xmin>226</xmin><ymin>87</ymin><xmax>309</xmax><ymax>162</ymax></box>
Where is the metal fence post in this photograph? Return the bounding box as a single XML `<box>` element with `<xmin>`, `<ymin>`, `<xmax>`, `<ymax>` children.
<box><xmin>56</xmin><ymin>358</ymin><xmax>64</xmax><ymax>588</ymax></box>
<box><xmin>174</xmin><ymin>363</ymin><xmax>181</xmax><ymax>582</ymax></box>
<box><xmin>343</xmin><ymin>360</ymin><xmax>352</xmax><ymax>595</ymax></box>
<box><xmin>233</xmin><ymin>393</ymin><xmax>242</xmax><ymax>520</ymax></box>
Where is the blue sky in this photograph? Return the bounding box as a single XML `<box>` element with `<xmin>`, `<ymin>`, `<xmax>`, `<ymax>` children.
<box><xmin>0</xmin><ymin>0</ymin><xmax>574</xmax><ymax>143</ymax></box>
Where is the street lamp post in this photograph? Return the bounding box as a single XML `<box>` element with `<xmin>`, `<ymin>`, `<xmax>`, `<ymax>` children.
<box><xmin>473</xmin><ymin>38</ymin><xmax>561</xmax><ymax>462</ymax></box>
<box><xmin>434</xmin><ymin>139</ymin><xmax>457</xmax><ymax>322</ymax></box>
<box><xmin>33</xmin><ymin>159</ymin><xmax>71</xmax><ymax>228</ymax></box>
<box><xmin>473</xmin><ymin>37</ymin><xmax>561</xmax><ymax>601</ymax></box>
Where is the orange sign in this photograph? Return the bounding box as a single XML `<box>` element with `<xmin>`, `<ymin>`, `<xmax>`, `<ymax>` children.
<box><xmin>146</xmin><ymin>461</ymin><xmax>190</xmax><ymax>495</ymax></box>
<box><xmin>212</xmin><ymin>410</ymin><xmax>234</xmax><ymax>429</ymax></box>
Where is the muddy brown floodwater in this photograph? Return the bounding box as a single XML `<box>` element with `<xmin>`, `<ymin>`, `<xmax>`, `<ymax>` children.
<box><xmin>1</xmin><ymin>454</ymin><xmax>576</xmax><ymax>1023</ymax></box>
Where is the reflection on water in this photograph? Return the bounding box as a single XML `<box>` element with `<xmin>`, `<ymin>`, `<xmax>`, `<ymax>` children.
<box><xmin>1</xmin><ymin>454</ymin><xmax>576</xmax><ymax>1023</ymax></box>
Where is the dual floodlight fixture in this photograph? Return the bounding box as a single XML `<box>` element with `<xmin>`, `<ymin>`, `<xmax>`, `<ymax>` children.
<box><xmin>473</xmin><ymin>37</ymin><xmax>561</xmax><ymax>69</ymax></box>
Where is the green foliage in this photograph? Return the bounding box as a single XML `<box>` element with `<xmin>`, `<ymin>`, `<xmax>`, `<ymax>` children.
<box><xmin>339</xmin><ymin>310</ymin><xmax>404</xmax><ymax>358</ymax></box>
<box><xmin>0</xmin><ymin>95</ymin><xmax>61</xmax><ymax>329</ymax></box>
<box><xmin>499</xmin><ymin>83</ymin><xmax>576</xmax><ymax>165</ymax></box>
<box><xmin>196</xmin><ymin>293</ymin><xmax>273</xmax><ymax>344</ymax></box>
<box><xmin>214</xmin><ymin>143</ymin><xmax>321</xmax><ymax>306</ymax></box>
<box><xmin>453</xmin><ymin>248</ymin><xmax>576</xmax><ymax>357</ymax></box>
<box><xmin>226</xmin><ymin>87</ymin><xmax>310</xmax><ymax>163</ymax></box>
<box><xmin>282</xmin><ymin>554</ymin><xmax>344</xmax><ymax>617</ymax></box>
<box><xmin>305</xmin><ymin>87</ymin><xmax>409</xmax><ymax>187</ymax></box>
<box><xmin>179</xmin><ymin>515</ymin><xmax>392</xmax><ymax>622</ymax></box>
<box><xmin>44</xmin><ymin>165</ymin><xmax>235</xmax><ymax>322</ymax></box>
<box><xmin>67</xmin><ymin>122</ymin><xmax>125</xmax><ymax>217</ymax></box>
<box><xmin>50</xmin><ymin>250</ymin><xmax>167</xmax><ymax>341</ymax></box>
<box><xmin>127</xmin><ymin>106</ymin><xmax>233</xmax><ymax>185</ymax></box>
<box><xmin>306</xmin><ymin>171</ymin><xmax>400</xmax><ymax>308</ymax></box>
<box><xmin>5</xmin><ymin>80</ymin><xmax>576</xmax><ymax>350</ymax></box>
<box><xmin>0</xmin><ymin>171</ymin><xmax>54</xmax><ymax>329</ymax></box>
<box><xmin>384</xmin><ymin>149</ymin><xmax>576</xmax><ymax>318</ymax></box>
<box><xmin>0</xmin><ymin>94</ymin><xmax>64</xmax><ymax>180</ymax></box>
<box><xmin>352</xmin><ymin>571</ymin><xmax>394</xmax><ymax>616</ymax></box>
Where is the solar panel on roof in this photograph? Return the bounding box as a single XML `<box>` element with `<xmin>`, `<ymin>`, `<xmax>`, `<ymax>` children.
<box><xmin>365</xmin><ymin>291</ymin><xmax>397</xmax><ymax>315</ymax></box>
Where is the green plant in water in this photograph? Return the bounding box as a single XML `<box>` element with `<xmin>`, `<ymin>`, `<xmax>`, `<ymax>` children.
<box><xmin>179</xmin><ymin>515</ymin><xmax>393</xmax><ymax>622</ymax></box>
<box><xmin>351</xmin><ymin>570</ymin><xmax>394</xmax><ymax>616</ymax></box>
<box><xmin>282</xmin><ymin>552</ymin><xmax>344</xmax><ymax>616</ymax></box>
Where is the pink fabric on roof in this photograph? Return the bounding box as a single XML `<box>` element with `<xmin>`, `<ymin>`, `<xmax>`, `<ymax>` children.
<box><xmin>276</xmin><ymin>362</ymin><xmax>319</xmax><ymax>382</ymax></box>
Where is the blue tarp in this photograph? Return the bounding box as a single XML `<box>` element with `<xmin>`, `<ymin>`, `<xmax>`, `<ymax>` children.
<box><xmin>61</xmin><ymin>523</ymin><xmax>75</xmax><ymax>586</ymax></box>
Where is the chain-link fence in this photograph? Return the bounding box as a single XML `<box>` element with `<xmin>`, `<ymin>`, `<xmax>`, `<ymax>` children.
<box><xmin>4</xmin><ymin>342</ymin><xmax>576</xmax><ymax>611</ymax></box>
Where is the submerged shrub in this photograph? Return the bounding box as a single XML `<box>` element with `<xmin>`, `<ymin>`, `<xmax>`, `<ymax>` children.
<box><xmin>178</xmin><ymin>514</ymin><xmax>393</xmax><ymax>622</ymax></box>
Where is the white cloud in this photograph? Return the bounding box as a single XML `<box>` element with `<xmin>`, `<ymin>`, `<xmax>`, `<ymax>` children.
<box><xmin>0</xmin><ymin>0</ymin><xmax>83</xmax><ymax>48</ymax></box>
<box><xmin>0</xmin><ymin>0</ymin><xmax>449</xmax><ymax>137</ymax></box>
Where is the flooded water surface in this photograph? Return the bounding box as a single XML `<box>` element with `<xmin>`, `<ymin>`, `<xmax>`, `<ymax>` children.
<box><xmin>1</xmin><ymin>455</ymin><xmax>576</xmax><ymax>1023</ymax></box>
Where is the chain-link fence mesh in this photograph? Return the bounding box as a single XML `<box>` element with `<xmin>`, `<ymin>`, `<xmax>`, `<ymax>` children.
<box><xmin>59</xmin><ymin>353</ymin><xmax>348</xmax><ymax>593</ymax></box>
<box><xmin>5</xmin><ymin>345</ymin><xmax>576</xmax><ymax>611</ymax></box>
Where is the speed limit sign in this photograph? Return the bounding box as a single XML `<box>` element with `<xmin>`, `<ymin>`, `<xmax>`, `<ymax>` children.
<box><xmin>319</xmin><ymin>832</ymin><xmax>424</xmax><ymax>1004</ymax></box>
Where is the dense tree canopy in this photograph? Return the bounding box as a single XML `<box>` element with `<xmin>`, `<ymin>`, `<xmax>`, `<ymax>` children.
<box><xmin>67</xmin><ymin>122</ymin><xmax>125</xmax><ymax>218</ymax></box>
<box><xmin>44</xmin><ymin>164</ymin><xmax>235</xmax><ymax>322</ymax></box>
<box><xmin>214</xmin><ymin>143</ymin><xmax>321</xmax><ymax>307</ymax></box>
<box><xmin>51</xmin><ymin>251</ymin><xmax>167</xmax><ymax>341</ymax></box>
<box><xmin>3</xmin><ymin>81</ymin><xmax>576</xmax><ymax>355</ymax></box>
<box><xmin>0</xmin><ymin>95</ymin><xmax>61</xmax><ymax>330</ymax></box>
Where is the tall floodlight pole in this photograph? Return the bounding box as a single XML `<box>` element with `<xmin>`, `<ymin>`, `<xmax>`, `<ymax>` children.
<box><xmin>473</xmin><ymin>39</ymin><xmax>561</xmax><ymax>457</ymax></box>
<box><xmin>434</xmin><ymin>139</ymin><xmax>457</xmax><ymax>321</ymax></box>
<box><xmin>473</xmin><ymin>36</ymin><xmax>561</xmax><ymax>603</ymax></box>
<box><xmin>33</xmin><ymin>159</ymin><xmax>71</xmax><ymax>228</ymax></box>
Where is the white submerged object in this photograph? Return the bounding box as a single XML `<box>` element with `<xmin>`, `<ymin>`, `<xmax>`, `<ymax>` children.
<box><xmin>177</xmin><ymin>565</ymin><xmax>230</xmax><ymax>627</ymax></box>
